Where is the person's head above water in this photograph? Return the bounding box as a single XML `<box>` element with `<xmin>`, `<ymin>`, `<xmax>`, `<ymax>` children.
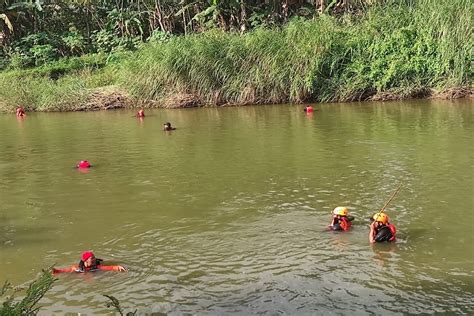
<box><xmin>304</xmin><ymin>105</ymin><xmax>314</xmax><ymax>113</ymax></box>
<box><xmin>329</xmin><ymin>206</ymin><xmax>353</xmax><ymax>231</ymax></box>
<box><xmin>81</xmin><ymin>251</ymin><xmax>95</xmax><ymax>266</ymax></box>
<box><xmin>76</xmin><ymin>160</ymin><xmax>91</xmax><ymax>168</ymax></box>
<box><xmin>163</xmin><ymin>122</ymin><xmax>175</xmax><ymax>131</ymax></box>
<box><xmin>369</xmin><ymin>211</ymin><xmax>396</xmax><ymax>243</ymax></box>
<box><xmin>372</xmin><ymin>212</ymin><xmax>389</xmax><ymax>224</ymax></box>
<box><xmin>333</xmin><ymin>206</ymin><xmax>348</xmax><ymax>217</ymax></box>
<box><xmin>16</xmin><ymin>106</ymin><xmax>25</xmax><ymax>116</ymax></box>
<box><xmin>82</xmin><ymin>251</ymin><xmax>94</xmax><ymax>261</ymax></box>
<box><xmin>77</xmin><ymin>250</ymin><xmax>102</xmax><ymax>271</ymax></box>
<box><xmin>52</xmin><ymin>251</ymin><xmax>127</xmax><ymax>274</ymax></box>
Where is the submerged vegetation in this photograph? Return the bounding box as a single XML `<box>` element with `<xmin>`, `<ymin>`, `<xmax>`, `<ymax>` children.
<box><xmin>0</xmin><ymin>0</ymin><xmax>472</xmax><ymax>112</ymax></box>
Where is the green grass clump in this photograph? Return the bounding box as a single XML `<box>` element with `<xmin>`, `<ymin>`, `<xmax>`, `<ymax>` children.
<box><xmin>0</xmin><ymin>269</ymin><xmax>55</xmax><ymax>315</ymax></box>
<box><xmin>0</xmin><ymin>0</ymin><xmax>471</xmax><ymax>112</ymax></box>
<box><xmin>120</xmin><ymin>0</ymin><xmax>472</xmax><ymax>105</ymax></box>
<box><xmin>0</xmin><ymin>56</ymin><xmax>120</xmax><ymax>112</ymax></box>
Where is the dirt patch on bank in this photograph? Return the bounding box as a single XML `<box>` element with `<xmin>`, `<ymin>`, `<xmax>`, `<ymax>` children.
<box><xmin>369</xmin><ymin>86</ymin><xmax>472</xmax><ymax>102</ymax></box>
<box><xmin>78</xmin><ymin>87</ymin><xmax>131</xmax><ymax>111</ymax></box>
<box><xmin>80</xmin><ymin>90</ymin><xmax>203</xmax><ymax>110</ymax></box>
<box><xmin>161</xmin><ymin>92</ymin><xmax>202</xmax><ymax>109</ymax></box>
<box><xmin>430</xmin><ymin>86</ymin><xmax>473</xmax><ymax>100</ymax></box>
<box><xmin>369</xmin><ymin>88</ymin><xmax>432</xmax><ymax>101</ymax></box>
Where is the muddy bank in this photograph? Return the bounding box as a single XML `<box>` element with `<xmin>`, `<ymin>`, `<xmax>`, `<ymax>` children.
<box><xmin>76</xmin><ymin>88</ymin><xmax>131</xmax><ymax>111</ymax></box>
<box><xmin>142</xmin><ymin>86</ymin><xmax>473</xmax><ymax>109</ymax></box>
<box><xmin>1</xmin><ymin>86</ymin><xmax>471</xmax><ymax>113</ymax></box>
<box><xmin>369</xmin><ymin>86</ymin><xmax>473</xmax><ymax>102</ymax></box>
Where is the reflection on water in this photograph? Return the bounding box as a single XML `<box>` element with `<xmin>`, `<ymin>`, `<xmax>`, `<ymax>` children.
<box><xmin>0</xmin><ymin>99</ymin><xmax>473</xmax><ymax>314</ymax></box>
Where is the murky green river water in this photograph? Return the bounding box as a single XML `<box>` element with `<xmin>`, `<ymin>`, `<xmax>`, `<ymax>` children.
<box><xmin>1</xmin><ymin>100</ymin><xmax>473</xmax><ymax>314</ymax></box>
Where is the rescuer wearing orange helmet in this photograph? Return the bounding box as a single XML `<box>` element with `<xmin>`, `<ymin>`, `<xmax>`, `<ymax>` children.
<box><xmin>329</xmin><ymin>206</ymin><xmax>354</xmax><ymax>231</ymax></box>
<box><xmin>369</xmin><ymin>212</ymin><xmax>397</xmax><ymax>243</ymax></box>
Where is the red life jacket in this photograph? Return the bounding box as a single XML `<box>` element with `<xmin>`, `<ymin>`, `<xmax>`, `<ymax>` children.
<box><xmin>387</xmin><ymin>223</ymin><xmax>396</xmax><ymax>241</ymax></box>
<box><xmin>339</xmin><ymin>217</ymin><xmax>352</xmax><ymax>231</ymax></box>
<box><xmin>330</xmin><ymin>216</ymin><xmax>352</xmax><ymax>231</ymax></box>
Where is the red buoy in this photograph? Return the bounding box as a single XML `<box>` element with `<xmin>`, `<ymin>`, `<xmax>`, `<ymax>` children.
<box><xmin>77</xmin><ymin>160</ymin><xmax>91</xmax><ymax>168</ymax></box>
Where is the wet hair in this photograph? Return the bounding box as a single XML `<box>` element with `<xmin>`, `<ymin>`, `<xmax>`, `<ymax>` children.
<box><xmin>77</xmin><ymin>257</ymin><xmax>103</xmax><ymax>272</ymax></box>
<box><xmin>163</xmin><ymin>122</ymin><xmax>176</xmax><ymax>131</ymax></box>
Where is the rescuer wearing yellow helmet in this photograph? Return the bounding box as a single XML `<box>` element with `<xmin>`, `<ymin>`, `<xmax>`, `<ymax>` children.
<box><xmin>369</xmin><ymin>212</ymin><xmax>397</xmax><ymax>243</ymax></box>
<box><xmin>328</xmin><ymin>207</ymin><xmax>355</xmax><ymax>231</ymax></box>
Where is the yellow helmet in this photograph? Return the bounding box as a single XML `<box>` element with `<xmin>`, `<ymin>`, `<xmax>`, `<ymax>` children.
<box><xmin>333</xmin><ymin>207</ymin><xmax>348</xmax><ymax>216</ymax></box>
<box><xmin>373</xmin><ymin>212</ymin><xmax>389</xmax><ymax>224</ymax></box>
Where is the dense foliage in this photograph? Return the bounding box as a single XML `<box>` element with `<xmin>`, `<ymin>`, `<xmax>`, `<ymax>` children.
<box><xmin>1</xmin><ymin>0</ymin><xmax>405</xmax><ymax>69</ymax></box>
<box><xmin>0</xmin><ymin>0</ymin><xmax>471</xmax><ymax>111</ymax></box>
<box><xmin>122</xmin><ymin>0</ymin><xmax>472</xmax><ymax>105</ymax></box>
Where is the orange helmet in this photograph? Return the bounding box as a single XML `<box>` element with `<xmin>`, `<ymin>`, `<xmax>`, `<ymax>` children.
<box><xmin>333</xmin><ymin>207</ymin><xmax>348</xmax><ymax>216</ymax></box>
<box><xmin>373</xmin><ymin>212</ymin><xmax>389</xmax><ymax>224</ymax></box>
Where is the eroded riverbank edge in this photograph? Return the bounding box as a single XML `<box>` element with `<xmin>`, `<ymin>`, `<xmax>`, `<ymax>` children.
<box><xmin>1</xmin><ymin>86</ymin><xmax>472</xmax><ymax>113</ymax></box>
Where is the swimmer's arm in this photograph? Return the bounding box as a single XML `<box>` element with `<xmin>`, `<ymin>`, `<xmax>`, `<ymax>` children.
<box><xmin>52</xmin><ymin>265</ymin><xmax>79</xmax><ymax>274</ymax></box>
<box><xmin>369</xmin><ymin>222</ymin><xmax>376</xmax><ymax>243</ymax></box>
<box><xmin>97</xmin><ymin>265</ymin><xmax>127</xmax><ymax>272</ymax></box>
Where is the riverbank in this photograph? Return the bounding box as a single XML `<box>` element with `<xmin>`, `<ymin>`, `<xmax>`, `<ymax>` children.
<box><xmin>0</xmin><ymin>0</ymin><xmax>471</xmax><ymax>113</ymax></box>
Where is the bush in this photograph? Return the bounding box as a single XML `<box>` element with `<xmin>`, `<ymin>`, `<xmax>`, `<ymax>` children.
<box><xmin>7</xmin><ymin>49</ymin><xmax>33</xmax><ymax>69</ymax></box>
<box><xmin>61</xmin><ymin>29</ymin><xmax>86</xmax><ymax>55</ymax></box>
<box><xmin>29</xmin><ymin>44</ymin><xmax>57</xmax><ymax>66</ymax></box>
<box><xmin>92</xmin><ymin>29</ymin><xmax>141</xmax><ymax>53</ymax></box>
<box><xmin>147</xmin><ymin>30</ymin><xmax>173</xmax><ymax>43</ymax></box>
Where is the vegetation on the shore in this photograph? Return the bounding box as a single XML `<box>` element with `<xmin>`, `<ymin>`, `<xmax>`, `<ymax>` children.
<box><xmin>122</xmin><ymin>0</ymin><xmax>472</xmax><ymax>106</ymax></box>
<box><xmin>0</xmin><ymin>0</ymin><xmax>471</xmax><ymax>112</ymax></box>
<box><xmin>0</xmin><ymin>0</ymin><xmax>396</xmax><ymax>69</ymax></box>
<box><xmin>0</xmin><ymin>270</ymin><xmax>136</xmax><ymax>315</ymax></box>
<box><xmin>0</xmin><ymin>269</ymin><xmax>55</xmax><ymax>315</ymax></box>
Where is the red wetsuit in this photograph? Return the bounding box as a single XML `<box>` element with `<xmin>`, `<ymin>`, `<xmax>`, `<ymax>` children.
<box><xmin>52</xmin><ymin>264</ymin><xmax>124</xmax><ymax>274</ymax></box>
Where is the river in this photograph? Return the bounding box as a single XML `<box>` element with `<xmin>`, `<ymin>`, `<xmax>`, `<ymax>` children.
<box><xmin>1</xmin><ymin>99</ymin><xmax>473</xmax><ymax>314</ymax></box>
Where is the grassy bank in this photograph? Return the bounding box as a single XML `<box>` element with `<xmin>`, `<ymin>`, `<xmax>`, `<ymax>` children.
<box><xmin>0</xmin><ymin>0</ymin><xmax>471</xmax><ymax>112</ymax></box>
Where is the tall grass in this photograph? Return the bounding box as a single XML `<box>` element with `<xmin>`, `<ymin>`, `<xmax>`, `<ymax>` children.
<box><xmin>0</xmin><ymin>57</ymin><xmax>119</xmax><ymax>112</ymax></box>
<box><xmin>120</xmin><ymin>0</ymin><xmax>472</xmax><ymax>105</ymax></box>
<box><xmin>0</xmin><ymin>0</ymin><xmax>471</xmax><ymax>112</ymax></box>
